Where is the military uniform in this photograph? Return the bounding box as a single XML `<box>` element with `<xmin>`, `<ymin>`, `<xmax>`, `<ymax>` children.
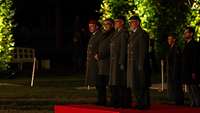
<box><xmin>109</xmin><ymin>28</ymin><xmax>132</xmax><ymax>108</ymax></box>
<box><xmin>85</xmin><ymin>31</ymin><xmax>102</xmax><ymax>86</ymax></box>
<box><xmin>182</xmin><ymin>39</ymin><xmax>200</xmax><ymax>107</ymax></box>
<box><xmin>96</xmin><ymin>29</ymin><xmax>115</xmax><ymax>105</ymax></box>
<box><xmin>167</xmin><ymin>44</ymin><xmax>184</xmax><ymax>105</ymax></box>
<box><xmin>127</xmin><ymin>27</ymin><xmax>151</xmax><ymax>108</ymax></box>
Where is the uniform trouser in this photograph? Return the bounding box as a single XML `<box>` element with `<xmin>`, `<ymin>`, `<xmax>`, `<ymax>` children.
<box><xmin>95</xmin><ymin>75</ymin><xmax>108</xmax><ymax>105</ymax></box>
<box><xmin>110</xmin><ymin>86</ymin><xmax>132</xmax><ymax>108</ymax></box>
<box><xmin>133</xmin><ymin>86</ymin><xmax>150</xmax><ymax>107</ymax></box>
<box><xmin>174</xmin><ymin>83</ymin><xmax>184</xmax><ymax>105</ymax></box>
<box><xmin>167</xmin><ymin>81</ymin><xmax>184</xmax><ymax>105</ymax></box>
<box><xmin>188</xmin><ymin>84</ymin><xmax>200</xmax><ymax>107</ymax></box>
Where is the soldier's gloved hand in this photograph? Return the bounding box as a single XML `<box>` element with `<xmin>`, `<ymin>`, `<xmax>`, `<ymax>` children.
<box><xmin>120</xmin><ymin>64</ymin><xmax>124</xmax><ymax>70</ymax></box>
<box><xmin>94</xmin><ymin>54</ymin><xmax>99</xmax><ymax>61</ymax></box>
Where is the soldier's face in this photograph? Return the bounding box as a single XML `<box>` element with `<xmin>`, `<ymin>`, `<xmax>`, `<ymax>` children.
<box><xmin>114</xmin><ymin>19</ymin><xmax>123</xmax><ymax>29</ymax></box>
<box><xmin>129</xmin><ymin>19</ymin><xmax>139</xmax><ymax>30</ymax></box>
<box><xmin>184</xmin><ymin>29</ymin><xmax>193</xmax><ymax>40</ymax></box>
<box><xmin>103</xmin><ymin>20</ymin><xmax>113</xmax><ymax>31</ymax></box>
<box><xmin>89</xmin><ymin>24</ymin><xmax>97</xmax><ymax>33</ymax></box>
<box><xmin>167</xmin><ymin>36</ymin><xmax>176</xmax><ymax>46</ymax></box>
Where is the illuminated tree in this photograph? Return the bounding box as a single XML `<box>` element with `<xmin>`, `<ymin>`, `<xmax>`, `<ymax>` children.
<box><xmin>155</xmin><ymin>0</ymin><xmax>190</xmax><ymax>57</ymax></box>
<box><xmin>186</xmin><ymin>0</ymin><xmax>200</xmax><ymax>41</ymax></box>
<box><xmin>0</xmin><ymin>0</ymin><xmax>15</xmax><ymax>71</ymax></box>
<box><xmin>134</xmin><ymin>0</ymin><xmax>158</xmax><ymax>38</ymax></box>
<box><xmin>100</xmin><ymin>0</ymin><xmax>135</xmax><ymax>22</ymax></box>
<box><xmin>100</xmin><ymin>0</ymin><xmax>112</xmax><ymax>21</ymax></box>
<box><xmin>99</xmin><ymin>0</ymin><xmax>199</xmax><ymax>59</ymax></box>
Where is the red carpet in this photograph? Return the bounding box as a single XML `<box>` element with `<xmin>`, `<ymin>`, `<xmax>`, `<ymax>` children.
<box><xmin>55</xmin><ymin>104</ymin><xmax>200</xmax><ymax>113</ymax></box>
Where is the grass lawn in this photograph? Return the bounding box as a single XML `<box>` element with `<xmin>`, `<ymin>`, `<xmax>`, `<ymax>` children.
<box><xmin>0</xmin><ymin>71</ymin><xmax>189</xmax><ymax>113</ymax></box>
<box><xmin>0</xmin><ymin>72</ymin><xmax>96</xmax><ymax>113</ymax></box>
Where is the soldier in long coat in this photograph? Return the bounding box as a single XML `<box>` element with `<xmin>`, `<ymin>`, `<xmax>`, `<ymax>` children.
<box><xmin>166</xmin><ymin>33</ymin><xmax>184</xmax><ymax>105</ymax></box>
<box><xmin>85</xmin><ymin>20</ymin><xmax>102</xmax><ymax>87</ymax></box>
<box><xmin>95</xmin><ymin>18</ymin><xmax>115</xmax><ymax>106</ymax></box>
<box><xmin>109</xmin><ymin>16</ymin><xmax>132</xmax><ymax>108</ymax></box>
<box><xmin>127</xmin><ymin>16</ymin><xmax>151</xmax><ymax>110</ymax></box>
<box><xmin>182</xmin><ymin>27</ymin><xmax>200</xmax><ymax>107</ymax></box>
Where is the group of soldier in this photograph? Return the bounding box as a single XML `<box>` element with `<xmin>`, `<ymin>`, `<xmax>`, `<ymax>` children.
<box><xmin>85</xmin><ymin>15</ymin><xmax>151</xmax><ymax>110</ymax></box>
<box><xmin>84</xmin><ymin>15</ymin><xmax>200</xmax><ymax>110</ymax></box>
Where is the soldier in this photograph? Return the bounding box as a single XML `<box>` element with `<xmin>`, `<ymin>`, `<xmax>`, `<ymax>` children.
<box><xmin>182</xmin><ymin>27</ymin><xmax>200</xmax><ymax>107</ymax></box>
<box><xmin>85</xmin><ymin>19</ymin><xmax>102</xmax><ymax>92</ymax></box>
<box><xmin>166</xmin><ymin>33</ymin><xmax>184</xmax><ymax>105</ymax></box>
<box><xmin>95</xmin><ymin>18</ymin><xmax>115</xmax><ymax>106</ymax></box>
<box><xmin>127</xmin><ymin>15</ymin><xmax>151</xmax><ymax>110</ymax></box>
<box><xmin>109</xmin><ymin>16</ymin><xmax>132</xmax><ymax>108</ymax></box>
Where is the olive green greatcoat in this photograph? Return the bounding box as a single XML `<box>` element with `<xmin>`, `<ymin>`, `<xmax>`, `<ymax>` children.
<box><xmin>85</xmin><ymin>31</ymin><xmax>102</xmax><ymax>86</ymax></box>
<box><xmin>98</xmin><ymin>29</ymin><xmax>115</xmax><ymax>76</ymax></box>
<box><xmin>127</xmin><ymin>27</ymin><xmax>151</xmax><ymax>89</ymax></box>
<box><xmin>109</xmin><ymin>28</ymin><xmax>129</xmax><ymax>86</ymax></box>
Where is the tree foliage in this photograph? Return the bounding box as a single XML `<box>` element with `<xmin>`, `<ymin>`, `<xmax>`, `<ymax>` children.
<box><xmin>0</xmin><ymin>0</ymin><xmax>15</xmax><ymax>71</ymax></box>
<box><xmin>156</xmin><ymin>0</ymin><xmax>190</xmax><ymax>57</ymax></box>
<box><xmin>109</xmin><ymin>0</ymin><xmax>135</xmax><ymax>18</ymax></box>
<box><xmin>99</xmin><ymin>0</ymin><xmax>199</xmax><ymax>58</ymax></box>
<box><xmin>134</xmin><ymin>0</ymin><xmax>158</xmax><ymax>37</ymax></box>
<box><xmin>100</xmin><ymin>0</ymin><xmax>135</xmax><ymax>22</ymax></box>
<box><xmin>186</xmin><ymin>0</ymin><xmax>200</xmax><ymax>40</ymax></box>
<box><xmin>100</xmin><ymin>0</ymin><xmax>112</xmax><ymax>21</ymax></box>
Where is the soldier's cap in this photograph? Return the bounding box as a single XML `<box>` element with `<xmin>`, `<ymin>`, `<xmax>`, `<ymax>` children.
<box><xmin>88</xmin><ymin>19</ymin><xmax>97</xmax><ymax>24</ymax></box>
<box><xmin>104</xmin><ymin>18</ymin><xmax>114</xmax><ymax>24</ymax></box>
<box><xmin>129</xmin><ymin>15</ymin><xmax>141</xmax><ymax>23</ymax></box>
<box><xmin>168</xmin><ymin>32</ymin><xmax>177</xmax><ymax>39</ymax></box>
<box><xmin>88</xmin><ymin>19</ymin><xmax>102</xmax><ymax>28</ymax></box>
<box><xmin>115</xmin><ymin>16</ymin><xmax>126</xmax><ymax>22</ymax></box>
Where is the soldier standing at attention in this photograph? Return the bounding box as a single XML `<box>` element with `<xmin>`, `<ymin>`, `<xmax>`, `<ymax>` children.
<box><xmin>166</xmin><ymin>33</ymin><xmax>184</xmax><ymax>105</ymax></box>
<box><xmin>95</xmin><ymin>18</ymin><xmax>115</xmax><ymax>106</ymax></box>
<box><xmin>109</xmin><ymin>16</ymin><xmax>132</xmax><ymax>108</ymax></box>
<box><xmin>85</xmin><ymin>19</ymin><xmax>102</xmax><ymax>104</ymax></box>
<box><xmin>127</xmin><ymin>15</ymin><xmax>151</xmax><ymax>110</ymax></box>
<box><xmin>182</xmin><ymin>27</ymin><xmax>200</xmax><ymax>107</ymax></box>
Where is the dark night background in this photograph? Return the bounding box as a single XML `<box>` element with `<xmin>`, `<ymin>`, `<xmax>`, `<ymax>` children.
<box><xmin>14</xmin><ymin>0</ymin><xmax>102</xmax><ymax>73</ymax></box>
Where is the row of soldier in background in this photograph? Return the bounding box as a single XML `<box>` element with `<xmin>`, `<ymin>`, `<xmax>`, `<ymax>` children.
<box><xmin>84</xmin><ymin>15</ymin><xmax>200</xmax><ymax>110</ymax></box>
<box><xmin>166</xmin><ymin>27</ymin><xmax>200</xmax><ymax>107</ymax></box>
